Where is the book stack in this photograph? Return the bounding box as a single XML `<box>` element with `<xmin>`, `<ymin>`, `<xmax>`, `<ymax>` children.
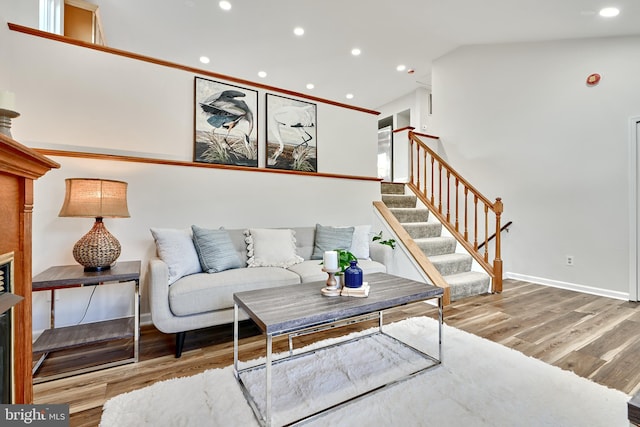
<box><xmin>341</xmin><ymin>282</ymin><xmax>370</xmax><ymax>298</ymax></box>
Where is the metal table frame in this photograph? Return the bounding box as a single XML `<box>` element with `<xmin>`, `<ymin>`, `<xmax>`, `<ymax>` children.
<box><xmin>233</xmin><ymin>293</ymin><xmax>443</xmax><ymax>427</ymax></box>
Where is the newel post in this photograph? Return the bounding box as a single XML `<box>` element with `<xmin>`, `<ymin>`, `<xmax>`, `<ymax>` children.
<box><xmin>493</xmin><ymin>197</ymin><xmax>504</xmax><ymax>293</ymax></box>
<box><xmin>408</xmin><ymin>131</ymin><xmax>415</xmax><ymax>186</ymax></box>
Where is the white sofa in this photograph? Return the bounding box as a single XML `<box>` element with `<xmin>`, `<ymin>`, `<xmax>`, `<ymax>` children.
<box><xmin>148</xmin><ymin>225</ymin><xmax>393</xmax><ymax>357</ymax></box>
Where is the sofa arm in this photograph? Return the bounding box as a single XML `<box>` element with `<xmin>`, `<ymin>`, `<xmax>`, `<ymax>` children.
<box><xmin>148</xmin><ymin>257</ymin><xmax>179</xmax><ymax>333</ymax></box>
<box><xmin>369</xmin><ymin>242</ymin><xmax>393</xmax><ymax>268</ymax></box>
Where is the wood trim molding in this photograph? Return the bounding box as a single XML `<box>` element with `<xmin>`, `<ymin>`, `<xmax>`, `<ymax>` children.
<box><xmin>7</xmin><ymin>23</ymin><xmax>380</xmax><ymax>116</ymax></box>
<box><xmin>411</xmin><ymin>131</ymin><xmax>440</xmax><ymax>140</ymax></box>
<box><xmin>393</xmin><ymin>126</ymin><xmax>415</xmax><ymax>134</ymax></box>
<box><xmin>35</xmin><ymin>148</ymin><xmax>382</xmax><ymax>182</ymax></box>
<box><xmin>0</xmin><ymin>134</ymin><xmax>60</xmax><ymax>179</ymax></box>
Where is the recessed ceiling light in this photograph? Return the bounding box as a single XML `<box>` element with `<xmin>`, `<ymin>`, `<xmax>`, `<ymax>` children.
<box><xmin>199</xmin><ymin>56</ymin><xmax>210</xmax><ymax>64</ymax></box>
<box><xmin>396</xmin><ymin>64</ymin><xmax>406</xmax><ymax>72</ymax></box>
<box><xmin>346</xmin><ymin>93</ymin><xmax>354</xmax><ymax>99</ymax></box>
<box><xmin>219</xmin><ymin>1</ymin><xmax>232</xmax><ymax>11</ymax></box>
<box><xmin>351</xmin><ymin>48</ymin><xmax>361</xmax><ymax>56</ymax></box>
<box><xmin>599</xmin><ymin>7</ymin><xmax>620</xmax><ymax>17</ymax></box>
<box><xmin>306</xmin><ymin>83</ymin><xmax>315</xmax><ymax>90</ymax></box>
<box><xmin>258</xmin><ymin>71</ymin><xmax>267</xmax><ymax>78</ymax></box>
<box><xmin>294</xmin><ymin>27</ymin><xmax>305</xmax><ymax>36</ymax></box>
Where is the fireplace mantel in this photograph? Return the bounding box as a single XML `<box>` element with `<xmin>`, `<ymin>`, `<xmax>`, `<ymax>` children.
<box><xmin>0</xmin><ymin>293</ymin><xmax>23</xmax><ymax>315</ymax></box>
<box><xmin>0</xmin><ymin>133</ymin><xmax>59</xmax><ymax>403</ymax></box>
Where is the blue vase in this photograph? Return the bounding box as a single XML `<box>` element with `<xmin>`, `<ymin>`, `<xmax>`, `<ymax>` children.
<box><xmin>344</xmin><ymin>260</ymin><xmax>363</xmax><ymax>288</ymax></box>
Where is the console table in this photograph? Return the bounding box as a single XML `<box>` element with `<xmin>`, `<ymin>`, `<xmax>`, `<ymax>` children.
<box><xmin>31</xmin><ymin>260</ymin><xmax>140</xmax><ymax>383</ymax></box>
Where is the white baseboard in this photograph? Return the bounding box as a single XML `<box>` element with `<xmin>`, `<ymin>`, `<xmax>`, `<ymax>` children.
<box><xmin>505</xmin><ymin>272</ymin><xmax>629</xmax><ymax>301</ymax></box>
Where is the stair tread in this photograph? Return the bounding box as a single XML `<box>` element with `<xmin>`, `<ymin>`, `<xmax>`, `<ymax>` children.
<box><xmin>445</xmin><ymin>271</ymin><xmax>491</xmax><ymax>301</ymax></box>
<box><xmin>381</xmin><ymin>194</ymin><xmax>417</xmax><ymax>208</ymax></box>
<box><xmin>429</xmin><ymin>252</ymin><xmax>472</xmax><ymax>262</ymax></box>
<box><xmin>414</xmin><ymin>236</ymin><xmax>457</xmax><ymax>244</ymax></box>
<box><xmin>401</xmin><ymin>221</ymin><xmax>440</xmax><ymax>227</ymax></box>
<box><xmin>444</xmin><ymin>271</ymin><xmax>490</xmax><ymax>283</ymax></box>
<box><xmin>380</xmin><ymin>182</ymin><xmax>406</xmax><ymax>194</ymax></box>
<box><xmin>389</xmin><ymin>207</ymin><xmax>429</xmax><ymax>212</ymax></box>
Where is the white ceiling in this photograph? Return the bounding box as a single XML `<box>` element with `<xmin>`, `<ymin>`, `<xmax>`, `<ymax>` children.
<box><xmin>97</xmin><ymin>0</ymin><xmax>640</xmax><ymax>110</ymax></box>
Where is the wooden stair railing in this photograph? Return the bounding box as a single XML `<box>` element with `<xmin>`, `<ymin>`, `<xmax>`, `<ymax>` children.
<box><xmin>373</xmin><ymin>200</ymin><xmax>451</xmax><ymax>305</ymax></box>
<box><xmin>408</xmin><ymin>131</ymin><xmax>504</xmax><ymax>293</ymax></box>
<box><xmin>478</xmin><ymin>221</ymin><xmax>512</xmax><ymax>250</ymax></box>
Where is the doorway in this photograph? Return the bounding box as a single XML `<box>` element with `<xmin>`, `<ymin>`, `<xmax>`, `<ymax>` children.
<box><xmin>377</xmin><ymin>116</ymin><xmax>393</xmax><ymax>182</ymax></box>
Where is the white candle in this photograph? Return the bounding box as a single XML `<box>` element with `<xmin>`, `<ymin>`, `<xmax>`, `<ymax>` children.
<box><xmin>323</xmin><ymin>250</ymin><xmax>338</xmax><ymax>270</ymax></box>
<box><xmin>0</xmin><ymin>90</ymin><xmax>15</xmax><ymax>111</ymax></box>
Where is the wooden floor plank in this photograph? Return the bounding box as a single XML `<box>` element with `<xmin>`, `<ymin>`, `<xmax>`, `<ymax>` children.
<box><xmin>33</xmin><ymin>279</ymin><xmax>640</xmax><ymax>426</ymax></box>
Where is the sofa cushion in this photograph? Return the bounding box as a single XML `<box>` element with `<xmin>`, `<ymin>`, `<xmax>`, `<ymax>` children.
<box><xmin>310</xmin><ymin>224</ymin><xmax>354</xmax><ymax>260</ymax></box>
<box><xmin>290</xmin><ymin>227</ymin><xmax>315</xmax><ymax>260</ymax></box>
<box><xmin>347</xmin><ymin>225</ymin><xmax>372</xmax><ymax>259</ymax></box>
<box><xmin>168</xmin><ymin>268</ymin><xmax>301</xmax><ymax>316</ymax></box>
<box><xmin>245</xmin><ymin>228</ymin><xmax>303</xmax><ymax>268</ymax></box>
<box><xmin>191</xmin><ymin>225</ymin><xmax>243</xmax><ymax>273</ymax></box>
<box><xmin>150</xmin><ymin>228</ymin><xmax>202</xmax><ymax>285</ymax></box>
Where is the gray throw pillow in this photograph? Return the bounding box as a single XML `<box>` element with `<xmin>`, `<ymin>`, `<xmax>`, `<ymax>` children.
<box><xmin>150</xmin><ymin>227</ymin><xmax>202</xmax><ymax>285</ymax></box>
<box><xmin>311</xmin><ymin>224</ymin><xmax>355</xmax><ymax>260</ymax></box>
<box><xmin>191</xmin><ymin>225</ymin><xmax>243</xmax><ymax>273</ymax></box>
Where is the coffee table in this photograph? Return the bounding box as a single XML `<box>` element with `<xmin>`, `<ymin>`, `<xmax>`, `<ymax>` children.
<box><xmin>233</xmin><ymin>272</ymin><xmax>444</xmax><ymax>426</ymax></box>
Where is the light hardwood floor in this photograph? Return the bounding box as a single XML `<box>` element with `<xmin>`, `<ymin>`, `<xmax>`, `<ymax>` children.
<box><xmin>33</xmin><ymin>279</ymin><xmax>640</xmax><ymax>426</ymax></box>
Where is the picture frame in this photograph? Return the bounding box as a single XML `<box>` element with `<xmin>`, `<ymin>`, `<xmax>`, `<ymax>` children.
<box><xmin>194</xmin><ymin>77</ymin><xmax>258</xmax><ymax>167</ymax></box>
<box><xmin>265</xmin><ymin>93</ymin><xmax>317</xmax><ymax>172</ymax></box>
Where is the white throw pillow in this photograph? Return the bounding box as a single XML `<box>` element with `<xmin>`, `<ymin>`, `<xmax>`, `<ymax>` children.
<box><xmin>349</xmin><ymin>225</ymin><xmax>372</xmax><ymax>259</ymax></box>
<box><xmin>244</xmin><ymin>228</ymin><xmax>303</xmax><ymax>268</ymax></box>
<box><xmin>150</xmin><ymin>228</ymin><xmax>202</xmax><ymax>285</ymax></box>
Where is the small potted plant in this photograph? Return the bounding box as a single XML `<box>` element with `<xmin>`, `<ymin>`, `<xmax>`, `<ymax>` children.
<box><xmin>334</xmin><ymin>249</ymin><xmax>357</xmax><ymax>273</ymax></box>
<box><xmin>372</xmin><ymin>231</ymin><xmax>396</xmax><ymax>249</ymax></box>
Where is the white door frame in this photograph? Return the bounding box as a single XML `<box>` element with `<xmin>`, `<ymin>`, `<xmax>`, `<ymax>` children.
<box><xmin>629</xmin><ymin>115</ymin><xmax>640</xmax><ymax>301</ymax></box>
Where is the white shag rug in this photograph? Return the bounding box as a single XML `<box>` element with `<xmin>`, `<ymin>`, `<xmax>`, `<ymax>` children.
<box><xmin>100</xmin><ymin>317</ymin><xmax>630</xmax><ymax>427</ymax></box>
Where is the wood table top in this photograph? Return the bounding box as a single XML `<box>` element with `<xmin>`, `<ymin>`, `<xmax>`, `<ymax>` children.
<box><xmin>32</xmin><ymin>260</ymin><xmax>141</xmax><ymax>291</ymax></box>
<box><xmin>233</xmin><ymin>272</ymin><xmax>443</xmax><ymax>335</ymax></box>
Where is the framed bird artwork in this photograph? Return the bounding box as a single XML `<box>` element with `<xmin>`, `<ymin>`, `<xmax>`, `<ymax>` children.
<box><xmin>265</xmin><ymin>93</ymin><xmax>317</xmax><ymax>172</ymax></box>
<box><xmin>194</xmin><ymin>77</ymin><xmax>258</xmax><ymax>167</ymax></box>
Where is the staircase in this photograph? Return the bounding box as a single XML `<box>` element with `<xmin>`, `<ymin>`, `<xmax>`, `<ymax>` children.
<box><xmin>381</xmin><ymin>182</ymin><xmax>491</xmax><ymax>301</ymax></box>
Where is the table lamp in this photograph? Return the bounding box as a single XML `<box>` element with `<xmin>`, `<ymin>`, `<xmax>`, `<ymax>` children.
<box><xmin>58</xmin><ymin>178</ymin><xmax>130</xmax><ymax>271</ymax></box>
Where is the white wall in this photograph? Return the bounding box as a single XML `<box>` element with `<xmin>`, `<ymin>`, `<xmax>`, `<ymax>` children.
<box><xmin>431</xmin><ymin>36</ymin><xmax>640</xmax><ymax>298</ymax></box>
<box><xmin>1</xmin><ymin>20</ymin><xmax>382</xmax><ymax>331</ymax></box>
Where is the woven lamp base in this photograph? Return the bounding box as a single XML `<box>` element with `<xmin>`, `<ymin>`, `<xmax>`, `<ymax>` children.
<box><xmin>72</xmin><ymin>218</ymin><xmax>121</xmax><ymax>272</ymax></box>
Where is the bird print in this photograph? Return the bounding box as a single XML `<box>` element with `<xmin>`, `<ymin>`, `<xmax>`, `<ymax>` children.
<box><xmin>199</xmin><ymin>90</ymin><xmax>254</xmax><ymax>151</ymax></box>
<box><xmin>268</xmin><ymin>105</ymin><xmax>315</xmax><ymax>165</ymax></box>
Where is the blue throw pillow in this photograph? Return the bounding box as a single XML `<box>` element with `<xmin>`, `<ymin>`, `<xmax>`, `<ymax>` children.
<box><xmin>311</xmin><ymin>224</ymin><xmax>355</xmax><ymax>260</ymax></box>
<box><xmin>191</xmin><ymin>225</ymin><xmax>243</xmax><ymax>273</ymax></box>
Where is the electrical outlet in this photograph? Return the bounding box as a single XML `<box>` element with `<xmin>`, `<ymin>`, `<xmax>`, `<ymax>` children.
<box><xmin>566</xmin><ymin>255</ymin><xmax>574</xmax><ymax>266</ymax></box>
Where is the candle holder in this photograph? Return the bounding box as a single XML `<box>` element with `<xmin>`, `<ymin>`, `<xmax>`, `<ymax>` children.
<box><xmin>0</xmin><ymin>109</ymin><xmax>20</xmax><ymax>138</ymax></box>
<box><xmin>320</xmin><ymin>267</ymin><xmax>341</xmax><ymax>296</ymax></box>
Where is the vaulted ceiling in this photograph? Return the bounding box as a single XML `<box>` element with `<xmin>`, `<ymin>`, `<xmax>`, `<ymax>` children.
<box><xmin>98</xmin><ymin>0</ymin><xmax>640</xmax><ymax>109</ymax></box>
